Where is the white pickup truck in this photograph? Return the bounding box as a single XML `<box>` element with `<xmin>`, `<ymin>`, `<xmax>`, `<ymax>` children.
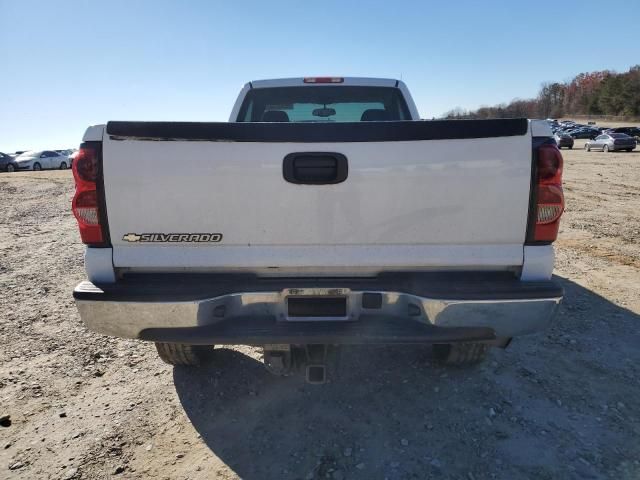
<box><xmin>72</xmin><ymin>77</ymin><xmax>564</xmax><ymax>382</ymax></box>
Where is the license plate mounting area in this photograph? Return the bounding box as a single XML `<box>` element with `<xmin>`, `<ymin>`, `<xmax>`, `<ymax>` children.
<box><xmin>282</xmin><ymin>288</ymin><xmax>350</xmax><ymax>321</ymax></box>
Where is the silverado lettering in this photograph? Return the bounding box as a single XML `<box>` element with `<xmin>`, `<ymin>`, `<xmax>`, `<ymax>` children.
<box><xmin>122</xmin><ymin>233</ymin><xmax>222</xmax><ymax>243</ymax></box>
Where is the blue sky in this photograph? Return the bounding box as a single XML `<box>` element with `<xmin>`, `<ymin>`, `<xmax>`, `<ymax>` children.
<box><xmin>1</xmin><ymin>0</ymin><xmax>639</xmax><ymax>151</ymax></box>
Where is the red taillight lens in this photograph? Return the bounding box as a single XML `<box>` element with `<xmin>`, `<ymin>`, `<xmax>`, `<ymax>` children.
<box><xmin>533</xmin><ymin>144</ymin><xmax>564</xmax><ymax>242</ymax></box>
<box><xmin>74</xmin><ymin>146</ymin><xmax>99</xmax><ymax>183</ymax></box>
<box><xmin>537</xmin><ymin>144</ymin><xmax>563</xmax><ymax>184</ymax></box>
<box><xmin>72</xmin><ymin>143</ymin><xmax>105</xmax><ymax>245</ymax></box>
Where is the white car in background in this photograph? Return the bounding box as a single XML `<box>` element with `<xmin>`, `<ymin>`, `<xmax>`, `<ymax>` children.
<box><xmin>15</xmin><ymin>150</ymin><xmax>70</xmax><ymax>171</ymax></box>
<box><xmin>67</xmin><ymin>149</ymin><xmax>79</xmax><ymax>168</ymax></box>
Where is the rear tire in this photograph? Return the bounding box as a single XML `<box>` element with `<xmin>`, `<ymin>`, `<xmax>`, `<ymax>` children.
<box><xmin>568</xmin><ymin>146</ymin><xmax>573</xmax><ymax>149</ymax></box>
<box><xmin>59</xmin><ymin>161</ymin><xmax>67</xmax><ymax>169</ymax></box>
<box><xmin>6</xmin><ymin>164</ymin><xmax>15</xmax><ymax>172</ymax></box>
<box><xmin>626</xmin><ymin>149</ymin><xmax>632</xmax><ymax>152</ymax></box>
<box><xmin>433</xmin><ymin>342</ymin><xmax>488</xmax><ymax>366</ymax></box>
<box><xmin>155</xmin><ymin>342</ymin><xmax>214</xmax><ymax>366</ymax></box>
<box><xmin>604</xmin><ymin>145</ymin><xmax>610</xmax><ymax>153</ymax></box>
<box><xmin>585</xmin><ymin>144</ymin><xmax>591</xmax><ymax>152</ymax></box>
<box><xmin>33</xmin><ymin>162</ymin><xmax>42</xmax><ymax>171</ymax></box>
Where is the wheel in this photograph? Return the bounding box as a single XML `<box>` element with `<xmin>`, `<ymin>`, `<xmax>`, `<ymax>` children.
<box><xmin>6</xmin><ymin>164</ymin><xmax>15</xmax><ymax>172</ymax></box>
<box><xmin>585</xmin><ymin>144</ymin><xmax>591</xmax><ymax>151</ymax></box>
<box><xmin>155</xmin><ymin>342</ymin><xmax>214</xmax><ymax>366</ymax></box>
<box><xmin>603</xmin><ymin>145</ymin><xmax>609</xmax><ymax>153</ymax></box>
<box><xmin>33</xmin><ymin>162</ymin><xmax>42</xmax><ymax>171</ymax></box>
<box><xmin>626</xmin><ymin>149</ymin><xmax>633</xmax><ymax>152</ymax></box>
<box><xmin>59</xmin><ymin>161</ymin><xmax>67</xmax><ymax>169</ymax></box>
<box><xmin>433</xmin><ymin>342</ymin><xmax>488</xmax><ymax>366</ymax></box>
<box><xmin>568</xmin><ymin>146</ymin><xmax>573</xmax><ymax>149</ymax></box>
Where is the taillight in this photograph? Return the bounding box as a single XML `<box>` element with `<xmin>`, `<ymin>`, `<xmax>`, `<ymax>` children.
<box><xmin>72</xmin><ymin>142</ymin><xmax>107</xmax><ymax>246</ymax></box>
<box><xmin>74</xmin><ymin>147</ymin><xmax>98</xmax><ymax>183</ymax></box>
<box><xmin>303</xmin><ymin>77</ymin><xmax>344</xmax><ymax>83</ymax></box>
<box><xmin>531</xmin><ymin>143</ymin><xmax>564</xmax><ymax>243</ymax></box>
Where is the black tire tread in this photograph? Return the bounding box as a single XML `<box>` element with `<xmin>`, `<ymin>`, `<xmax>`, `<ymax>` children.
<box><xmin>155</xmin><ymin>342</ymin><xmax>212</xmax><ymax>366</ymax></box>
<box><xmin>433</xmin><ymin>342</ymin><xmax>488</xmax><ymax>366</ymax></box>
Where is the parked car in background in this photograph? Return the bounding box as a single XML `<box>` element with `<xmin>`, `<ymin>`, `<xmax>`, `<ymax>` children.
<box><xmin>585</xmin><ymin>133</ymin><xmax>637</xmax><ymax>152</ymax></box>
<box><xmin>559</xmin><ymin>121</ymin><xmax>577</xmax><ymax>130</ymax></box>
<box><xmin>0</xmin><ymin>152</ymin><xmax>19</xmax><ymax>172</ymax></box>
<box><xmin>554</xmin><ymin>133</ymin><xmax>574</xmax><ymax>149</ymax></box>
<box><xmin>68</xmin><ymin>150</ymin><xmax>79</xmax><ymax>168</ymax></box>
<box><xmin>568</xmin><ymin>127</ymin><xmax>599</xmax><ymax>139</ymax></box>
<box><xmin>14</xmin><ymin>150</ymin><xmax>70</xmax><ymax>171</ymax></box>
<box><xmin>57</xmin><ymin>149</ymin><xmax>74</xmax><ymax>165</ymax></box>
<box><xmin>556</xmin><ymin>123</ymin><xmax>586</xmax><ymax>134</ymax></box>
<box><xmin>605</xmin><ymin>127</ymin><xmax>640</xmax><ymax>140</ymax></box>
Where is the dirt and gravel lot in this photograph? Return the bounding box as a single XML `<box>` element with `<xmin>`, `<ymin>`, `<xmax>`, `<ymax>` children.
<box><xmin>1</xmin><ymin>141</ymin><xmax>639</xmax><ymax>480</ymax></box>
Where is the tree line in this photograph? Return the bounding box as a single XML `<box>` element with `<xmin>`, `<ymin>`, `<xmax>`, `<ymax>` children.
<box><xmin>444</xmin><ymin>65</ymin><xmax>640</xmax><ymax>120</ymax></box>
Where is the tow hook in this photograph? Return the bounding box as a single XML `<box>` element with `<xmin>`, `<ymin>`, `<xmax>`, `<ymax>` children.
<box><xmin>263</xmin><ymin>344</ymin><xmax>339</xmax><ymax>384</ymax></box>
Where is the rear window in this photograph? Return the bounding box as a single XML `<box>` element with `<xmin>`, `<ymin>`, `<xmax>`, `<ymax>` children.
<box><xmin>236</xmin><ymin>86</ymin><xmax>411</xmax><ymax>123</ymax></box>
<box><xmin>610</xmin><ymin>133</ymin><xmax>629</xmax><ymax>139</ymax></box>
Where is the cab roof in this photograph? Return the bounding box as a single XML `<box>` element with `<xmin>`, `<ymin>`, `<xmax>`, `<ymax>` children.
<box><xmin>248</xmin><ymin>77</ymin><xmax>400</xmax><ymax>89</ymax></box>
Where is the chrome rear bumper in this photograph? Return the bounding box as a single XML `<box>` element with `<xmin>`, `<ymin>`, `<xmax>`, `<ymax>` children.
<box><xmin>74</xmin><ymin>273</ymin><xmax>562</xmax><ymax>344</ymax></box>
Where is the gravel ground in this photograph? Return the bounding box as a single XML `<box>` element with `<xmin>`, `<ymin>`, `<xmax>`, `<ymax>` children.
<box><xmin>1</xmin><ymin>141</ymin><xmax>639</xmax><ymax>479</ymax></box>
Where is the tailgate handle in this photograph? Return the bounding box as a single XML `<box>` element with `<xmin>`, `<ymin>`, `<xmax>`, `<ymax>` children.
<box><xmin>283</xmin><ymin>153</ymin><xmax>348</xmax><ymax>185</ymax></box>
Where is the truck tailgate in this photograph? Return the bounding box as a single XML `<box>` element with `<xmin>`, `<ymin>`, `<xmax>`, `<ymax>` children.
<box><xmin>102</xmin><ymin>120</ymin><xmax>532</xmax><ymax>273</ymax></box>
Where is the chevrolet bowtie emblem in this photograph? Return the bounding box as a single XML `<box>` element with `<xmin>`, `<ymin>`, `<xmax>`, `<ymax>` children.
<box><xmin>122</xmin><ymin>233</ymin><xmax>142</xmax><ymax>242</ymax></box>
